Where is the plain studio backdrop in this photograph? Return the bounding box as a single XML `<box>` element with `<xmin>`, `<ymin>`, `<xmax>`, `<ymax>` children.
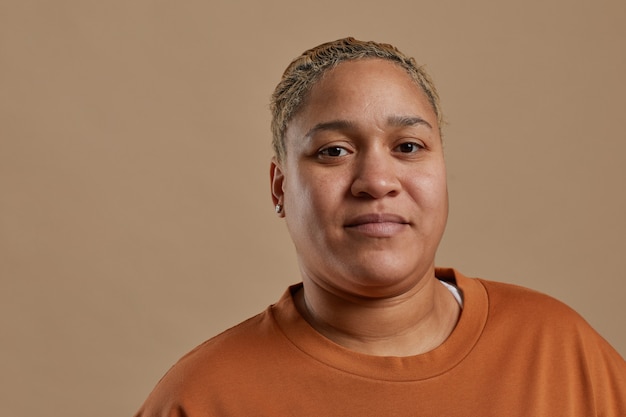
<box><xmin>1</xmin><ymin>1</ymin><xmax>624</xmax><ymax>416</ymax></box>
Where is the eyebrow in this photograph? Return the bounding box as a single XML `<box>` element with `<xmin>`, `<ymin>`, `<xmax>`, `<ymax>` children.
<box><xmin>386</xmin><ymin>115</ymin><xmax>433</xmax><ymax>130</ymax></box>
<box><xmin>303</xmin><ymin>115</ymin><xmax>432</xmax><ymax>139</ymax></box>
<box><xmin>304</xmin><ymin>120</ymin><xmax>357</xmax><ymax>140</ymax></box>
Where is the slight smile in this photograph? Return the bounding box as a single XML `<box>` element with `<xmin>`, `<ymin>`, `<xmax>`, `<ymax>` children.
<box><xmin>344</xmin><ymin>213</ymin><xmax>410</xmax><ymax>238</ymax></box>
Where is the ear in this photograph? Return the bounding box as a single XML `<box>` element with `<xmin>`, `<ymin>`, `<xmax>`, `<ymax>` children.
<box><xmin>270</xmin><ymin>157</ymin><xmax>285</xmax><ymax>217</ymax></box>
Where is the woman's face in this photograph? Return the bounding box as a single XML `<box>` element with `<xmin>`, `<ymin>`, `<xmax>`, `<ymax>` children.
<box><xmin>271</xmin><ymin>59</ymin><xmax>448</xmax><ymax>299</ymax></box>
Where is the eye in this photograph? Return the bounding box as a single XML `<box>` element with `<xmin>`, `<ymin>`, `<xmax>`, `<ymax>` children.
<box><xmin>318</xmin><ymin>146</ymin><xmax>349</xmax><ymax>157</ymax></box>
<box><xmin>395</xmin><ymin>142</ymin><xmax>424</xmax><ymax>153</ymax></box>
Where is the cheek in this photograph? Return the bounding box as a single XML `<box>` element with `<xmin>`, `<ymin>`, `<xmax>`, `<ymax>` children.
<box><xmin>289</xmin><ymin>166</ymin><xmax>343</xmax><ymax>205</ymax></box>
<box><xmin>408</xmin><ymin>169</ymin><xmax>448</xmax><ymax>210</ymax></box>
<box><xmin>426</xmin><ymin>170</ymin><xmax>449</xmax><ymax>229</ymax></box>
<box><xmin>283</xmin><ymin>174</ymin><xmax>339</xmax><ymax>251</ymax></box>
<box><xmin>283</xmin><ymin>170</ymin><xmax>326</xmax><ymax>222</ymax></box>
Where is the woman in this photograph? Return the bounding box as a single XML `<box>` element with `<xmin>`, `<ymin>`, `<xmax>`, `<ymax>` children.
<box><xmin>136</xmin><ymin>38</ymin><xmax>626</xmax><ymax>416</ymax></box>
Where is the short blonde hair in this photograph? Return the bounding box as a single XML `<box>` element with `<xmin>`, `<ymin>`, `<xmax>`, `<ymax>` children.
<box><xmin>270</xmin><ymin>37</ymin><xmax>443</xmax><ymax>161</ymax></box>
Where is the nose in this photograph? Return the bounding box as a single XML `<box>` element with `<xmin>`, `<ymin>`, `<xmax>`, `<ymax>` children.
<box><xmin>350</xmin><ymin>148</ymin><xmax>401</xmax><ymax>199</ymax></box>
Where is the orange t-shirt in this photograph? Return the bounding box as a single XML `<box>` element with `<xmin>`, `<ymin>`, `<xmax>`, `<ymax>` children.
<box><xmin>135</xmin><ymin>269</ymin><xmax>626</xmax><ymax>416</ymax></box>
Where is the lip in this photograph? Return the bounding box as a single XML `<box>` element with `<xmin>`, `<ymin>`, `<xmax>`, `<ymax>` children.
<box><xmin>345</xmin><ymin>213</ymin><xmax>409</xmax><ymax>226</ymax></box>
<box><xmin>344</xmin><ymin>213</ymin><xmax>410</xmax><ymax>237</ymax></box>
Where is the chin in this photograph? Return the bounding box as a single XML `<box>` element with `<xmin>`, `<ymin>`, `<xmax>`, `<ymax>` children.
<box><xmin>340</xmin><ymin>262</ymin><xmax>432</xmax><ymax>298</ymax></box>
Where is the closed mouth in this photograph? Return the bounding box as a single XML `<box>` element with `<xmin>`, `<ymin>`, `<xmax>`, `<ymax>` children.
<box><xmin>345</xmin><ymin>213</ymin><xmax>409</xmax><ymax>228</ymax></box>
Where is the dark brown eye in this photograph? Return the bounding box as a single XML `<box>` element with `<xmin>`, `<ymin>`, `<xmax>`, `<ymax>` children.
<box><xmin>319</xmin><ymin>146</ymin><xmax>348</xmax><ymax>157</ymax></box>
<box><xmin>396</xmin><ymin>142</ymin><xmax>423</xmax><ymax>153</ymax></box>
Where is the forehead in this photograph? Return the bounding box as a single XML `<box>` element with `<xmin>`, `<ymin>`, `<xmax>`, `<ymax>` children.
<box><xmin>334</xmin><ymin>58</ymin><xmax>411</xmax><ymax>79</ymax></box>
<box><xmin>287</xmin><ymin>59</ymin><xmax>438</xmax><ymax>136</ymax></box>
<box><xmin>314</xmin><ymin>58</ymin><xmax>420</xmax><ymax>95</ymax></box>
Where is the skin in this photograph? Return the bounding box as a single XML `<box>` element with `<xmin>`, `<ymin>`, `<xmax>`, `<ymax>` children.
<box><xmin>270</xmin><ymin>59</ymin><xmax>459</xmax><ymax>356</ymax></box>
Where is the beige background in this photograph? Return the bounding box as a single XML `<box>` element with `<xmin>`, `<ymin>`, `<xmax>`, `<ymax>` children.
<box><xmin>1</xmin><ymin>1</ymin><xmax>624</xmax><ymax>416</ymax></box>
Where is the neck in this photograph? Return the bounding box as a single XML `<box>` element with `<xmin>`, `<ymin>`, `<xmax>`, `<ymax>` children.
<box><xmin>295</xmin><ymin>273</ymin><xmax>460</xmax><ymax>356</ymax></box>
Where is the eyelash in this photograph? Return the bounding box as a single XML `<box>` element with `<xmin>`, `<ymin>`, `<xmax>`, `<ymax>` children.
<box><xmin>318</xmin><ymin>146</ymin><xmax>350</xmax><ymax>157</ymax></box>
<box><xmin>316</xmin><ymin>141</ymin><xmax>425</xmax><ymax>159</ymax></box>
<box><xmin>394</xmin><ymin>142</ymin><xmax>424</xmax><ymax>153</ymax></box>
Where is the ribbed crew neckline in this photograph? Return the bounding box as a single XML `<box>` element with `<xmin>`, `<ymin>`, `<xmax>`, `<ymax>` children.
<box><xmin>270</xmin><ymin>268</ymin><xmax>488</xmax><ymax>382</ymax></box>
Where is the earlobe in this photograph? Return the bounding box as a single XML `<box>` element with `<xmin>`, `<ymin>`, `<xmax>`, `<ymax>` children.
<box><xmin>270</xmin><ymin>157</ymin><xmax>286</xmax><ymax>217</ymax></box>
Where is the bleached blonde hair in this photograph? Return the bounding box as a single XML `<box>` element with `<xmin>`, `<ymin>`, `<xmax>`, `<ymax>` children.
<box><xmin>270</xmin><ymin>37</ymin><xmax>443</xmax><ymax>162</ymax></box>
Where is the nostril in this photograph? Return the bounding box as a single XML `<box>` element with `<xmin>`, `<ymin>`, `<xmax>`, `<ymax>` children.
<box><xmin>350</xmin><ymin>175</ymin><xmax>401</xmax><ymax>199</ymax></box>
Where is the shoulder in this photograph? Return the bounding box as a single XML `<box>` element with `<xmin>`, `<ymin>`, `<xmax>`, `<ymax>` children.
<box><xmin>468</xmin><ymin>276</ymin><xmax>623</xmax><ymax>359</ymax></box>
<box><xmin>163</xmin><ymin>304</ymin><xmax>289</xmax><ymax>385</ymax></box>
<box><xmin>135</xmin><ymin>291</ymin><xmax>299</xmax><ymax>416</ymax></box>
<box><xmin>441</xmin><ymin>268</ymin><xmax>583</xmax><ymax>324</ymax></box>
<box><xmin>444</xmin><ymin>268</ymin><xmax>610</xmax><ymax>346</ymax></box>
<box><xmin>477</xmin><ymin>278</ymin><xmax>578</xmax><ymax>318</ymax></box>
<box><xmin>471</xmin><ymin>277</ymin><xmax>599</xmax><ymax>337</ymax></box>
